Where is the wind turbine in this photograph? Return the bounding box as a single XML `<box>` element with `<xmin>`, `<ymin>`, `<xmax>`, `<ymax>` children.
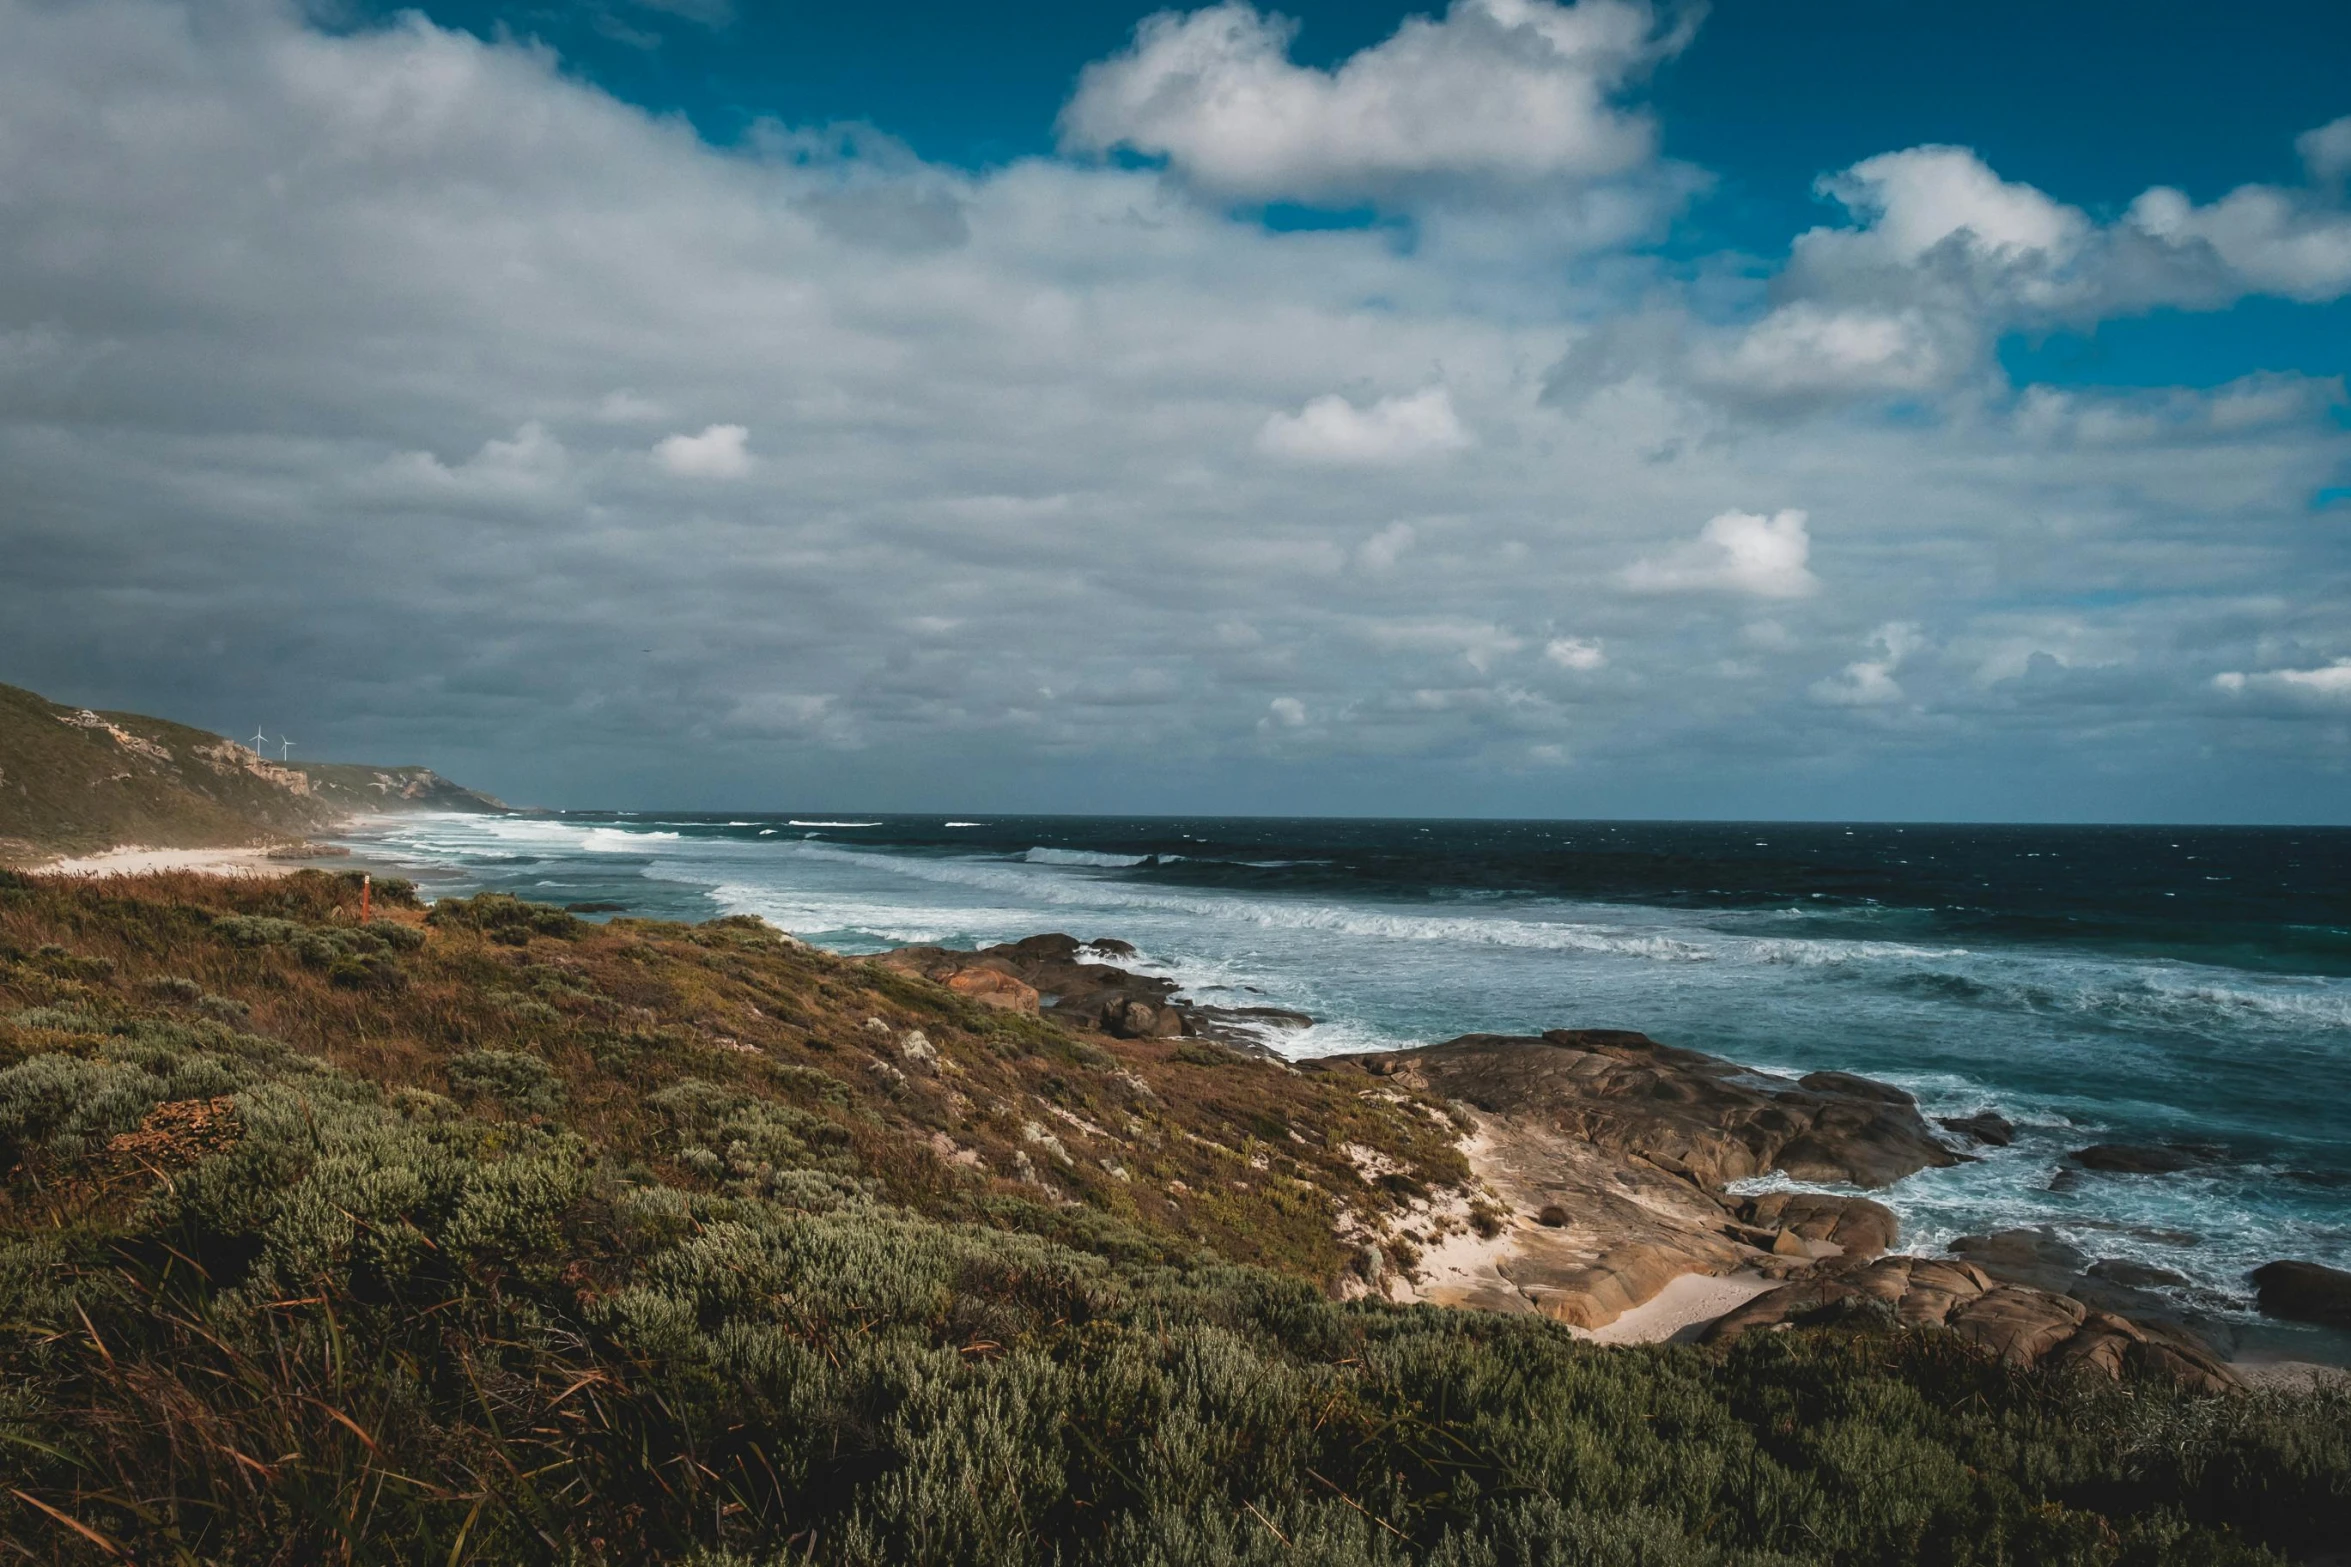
<box><xmin>249</xmin><ymin>726</ymin><xmax>268</xmax><ymax>755</ymax></box>
<box><xmin>278</xmin><ymin>737</ymin><xmax>296</xmax><ymax>763</ymax></box>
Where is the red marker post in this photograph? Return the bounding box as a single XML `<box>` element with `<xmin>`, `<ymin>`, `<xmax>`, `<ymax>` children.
<box><xmin>360</xmin><ymin>873</ymin><xmax>372</xmax><ymax>925</ymax></box>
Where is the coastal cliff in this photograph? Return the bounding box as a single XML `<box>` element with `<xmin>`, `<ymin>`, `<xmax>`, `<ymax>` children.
<box><xmin>0</xmin><ymin>677</ymin><xmax>503</xmax><ymax>861</ymax></box>
<box><xmin>0</xmin><ymin>874</ymin><xmax>2338</xmax><ymax>1562</ymax></box>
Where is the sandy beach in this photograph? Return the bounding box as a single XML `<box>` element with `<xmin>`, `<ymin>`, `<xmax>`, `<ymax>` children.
<box><xmin>36</xmin><ymin>845</ymin><xmax>309</xmax><ymax>877</ymax></box>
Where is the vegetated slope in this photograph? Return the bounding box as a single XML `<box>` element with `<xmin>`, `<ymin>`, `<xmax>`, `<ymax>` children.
<box><xmin>0</xmin><ymin>871</ymin><xmax>2342</xmax><ymax>1566</ymax></box>
<box><xmin>0</xmin><ymin>679</ymin><xmax>501</xmax><ymax>858</ymax></box>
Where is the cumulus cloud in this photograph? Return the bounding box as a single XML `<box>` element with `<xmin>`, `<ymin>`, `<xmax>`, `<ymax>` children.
<box><xmin>1622</xmin><ymin>510</ymin><xmax>1820</xmax><ymax>599</ymax></box>
<box><xmin>2124</xmin><ymin>182</ymin><xmax>2351</xmax><ymax>304</ymax></box>
<box><xmin>2213</xmin><ymin>660</ymin><xmax>2351</xmax><ymax>702</ymax></box>
<box><xmin>1544</xmin><ymin>636</ymin><xmax>1605</xmax><ymax>669</ymax></box>
<box><xmin>654</xmin><ymin>424</ymin><xmax>752</xmax><ymax>478</ymax></box>
<box><xmin>1258</xmin><ymin>387</ymin><xmax>1472</xmax><ymax>464</ymax></box>
<box><xmin>0</xmin><ymin>0</ymin><xmax>2344</xmax><ymax>817</ymax></box>
<box><xmin>1692</xmin><ymin>304</ymin><xmax>1959</xmax><ymax>403</ymax></box>
<box><xmin>1812</xmin><ymin>623</ymin><xmax>1924</xmax><ymax>707</ymax></box>
<box><xmin>1814</xmin><ymin>146</ymin><xmax>2089</xmax><ymax>270</ymax></box>
<box><xmin>1652</xmin><ymin>132</ymin><xmax>2351</xmax><ymax>414</ymax></box>
<box><xmin>2304</xmin><ymin>116</ymin><xmax>2351</xmax><ymax>186</ymax></box>
<box><xmin>1060</xmin><ymin>0</ymin><xmax>1684</xmax><ymax>204</ymax></box>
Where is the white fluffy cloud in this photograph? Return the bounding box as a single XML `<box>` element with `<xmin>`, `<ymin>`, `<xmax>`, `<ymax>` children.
<box><xmin>1060</xmin><ymin>0</ymin><xmax>1682</xmax><ymax>203</ymax></box>
<box><xmin>2305</xmin><ymin>116</ymin><xmax>2351</xmax><ymax>185</ymax></box>
<box><xmin>1663</xmin><ymin>135</ymin><xmax>2351</xmax><ymax>411</ymax></box>
<box><xmin>1813</xmin><ymin>147</ymin><xmax>2088</xmax><ymax>270</ymax></box>
<box><xmin>1544</xmin><ymin>636</ymin><xmax>1605</xmax><ymax>670</ymax></box>
<box><xmin>654</xmin><ymin>423</ymin><xmax>753</xmax><ymax>478</ymax></box>
<box><xmin>2214</xmin><ymin>660</ymin><xmax>2351</xmax><ymax>702</ymax></box>
<box><xmin>1622</xmin><ymin>511</ymin><xmax>1820</xmax><ymax>599</ymax></box>
<box><xmin>0</xmin><ymin>0</ymin><xmax>2344</xmax><ymax>818</ymax></box>
<box><xmin>2125</xmin><ymin>183</ymin><xmax>2351</xmax><ymax>304</ymax></box>
<box><xmin>1258</xmin><ymin>387</ymin><xmax>1472</xmax><ymax>464</ymax></box>
<box><xmin>1812</xmin><ymin>623</ymin><xmax>1924</xmax><ymax>707</ymax></box>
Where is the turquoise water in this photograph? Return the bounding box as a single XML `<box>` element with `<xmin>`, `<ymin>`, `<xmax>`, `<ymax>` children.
<box><xmin>341</xmin><ymin>811</ymin><xmax>2351</xmax><ymax>1353</ymax></box>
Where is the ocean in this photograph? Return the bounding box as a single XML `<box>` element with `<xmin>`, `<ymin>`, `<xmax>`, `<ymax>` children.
<box><xmin>339</xmin><ymin>811</ymin><xmax>2351</xmax><ymax>1353</ymax></box>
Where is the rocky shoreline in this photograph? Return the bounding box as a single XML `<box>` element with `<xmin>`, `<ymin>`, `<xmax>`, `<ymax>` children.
<box><xmin>877</xmin><ymin>930</ymin><xmax>2347</xmax><ymax>1392</ymax></box>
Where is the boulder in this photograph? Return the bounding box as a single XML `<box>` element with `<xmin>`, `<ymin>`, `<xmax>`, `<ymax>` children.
<box><xmin>2251</xmin><ymin>1259</ymin><xmax>2351</xmax><ymax>1329</ymax></box>
<box><xmin>1950</xmin><ymin>1228</ymin><xmax>2090</xmax><ymax>1294</ymax></box>
<box><xmin>1704</xmin><ymin>1255</ymin><xmax>2237</xmax><ymax>1393</ymax></box>
<box><xmin>942</xmin><ymin>967</ymin><xmax>1040</xmax><ymax>1013</ymax></box>
<box><xmin>1947</xmin><ymin>1285</ymin><xmax>2087</xmax><ymax>1366</ymax></box>
<box><xmin>1505</xmin><ymin>1240</ymin><xmax>1701</xmax><ymax>1330</ymax></box>
<box><xmin>1331</xmin><ymin>1030</ymin><xmax>1959</xmax><ymax>1190</ymax></box>
<box><xmin>1102</xmin><ymin>996</ymin><xmax>1179</xmax><ymax>1039</ymax></box>
<box><xmin>1736</xmin><ymin>1192</ymin><xmax>1899</xmax><ymax>1261</ymax></box>
<box><xmin>1939</xmin><ymin>1112</ymin><xmax>2015</xmax><ymax>1147</ymax></box>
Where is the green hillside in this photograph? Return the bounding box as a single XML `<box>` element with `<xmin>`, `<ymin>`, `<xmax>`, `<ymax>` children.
<box><xmin>0</xmin><ymin>869</ymin><xmax>2340</xmax><ymax>1564</ymax></box>
<box><xmin>0</xmin><ymin>680</ymin><xmax>501</xmax><ymax>859</ymax></box>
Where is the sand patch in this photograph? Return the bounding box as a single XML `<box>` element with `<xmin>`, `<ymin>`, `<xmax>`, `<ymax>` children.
<box><xmin>39</xmin><ymin>846</ymin><xmax>299</xmax><ymax>877</ymax></box>
<box><xmin>1572</xmin><ymin>1270</ymin><xmax>1776</xmax><ymax>1345</ymax></box>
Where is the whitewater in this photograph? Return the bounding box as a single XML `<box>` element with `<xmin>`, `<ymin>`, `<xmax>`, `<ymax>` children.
<box><xmin>338</xmin><ymin>809</ymin><xmax>2351</xmax><ymax>1350</ymax></box>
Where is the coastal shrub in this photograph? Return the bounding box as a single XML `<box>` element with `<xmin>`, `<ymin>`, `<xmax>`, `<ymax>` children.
<box><xmin>428</xmin><ymin>890</ymin><xmax>581</xmax><ymax>943</ymax></box>
<box><xmin>328</xmin><ymin>951</ymin><xmax>406</xmax><ymax>990</ymax></box>
<box><xmin>210</xmin><ymin>913</ymin><xmax>307</xmax><ymax>947</ymax></box>
<box><xmin>0</xmin><ymin>871</ymin><xmax>2342</xmax><ymax>1565</ymax></box>
<box><xmin>446</xmin><ymin>1047</ymin><xmax>565</xmax><ymax>1115</ymax></box>
<box><xmin>0</xmin><ymin>1013</ymin><xmax>317</xmax><ymax>1158</ymax></box>
<box><xmin>373</xmin><ymin>919</ymin><xmax>427</xmax><ymax>951</ymax></box>
<box><xmin>652</xmin><ymin>1075</ymin><xmax>860</xmax><ymax>1195</ymax></box>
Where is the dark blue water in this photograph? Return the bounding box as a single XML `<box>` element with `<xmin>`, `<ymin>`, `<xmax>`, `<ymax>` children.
<box><xmin>344</xmin><ymin>812</ymin><xmax>2351</xmax><ymax>1352</ymax></box>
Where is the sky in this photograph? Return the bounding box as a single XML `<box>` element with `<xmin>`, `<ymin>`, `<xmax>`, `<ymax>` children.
<box><xmin>2</xmin><ymin>0</ymin><xmax>2348</xmax><ymax>821</ymax></box>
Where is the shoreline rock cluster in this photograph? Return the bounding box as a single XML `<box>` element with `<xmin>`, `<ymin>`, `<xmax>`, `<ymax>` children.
<box><xmin>1313</xmin><ymin>1028</ymin><xmax>2244</xmax><ymax>1388</ymax></box>
<box><xmin>894</xmin><ymin>936</ymin><xmax>2340</xmax><ymax>1387</ymax></box>
<box><xmin>876</xmin><ymin>932</ymin><xmax>1314</xmax><ymax>1048</ymax></box>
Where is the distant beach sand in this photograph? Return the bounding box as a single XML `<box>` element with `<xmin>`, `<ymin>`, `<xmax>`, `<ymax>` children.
<box><xmin>38</xmin><ymin>846</ymin><xmax>305</xmax><ymax>877</ymax></box>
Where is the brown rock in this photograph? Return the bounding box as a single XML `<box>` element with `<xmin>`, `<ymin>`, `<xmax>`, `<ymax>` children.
<box><xmin>1948</xmin><ymin>1286</ymin><xmax>2086</xmax><ymax>1366</ymax></box>
<box><xmin>2251</xmin><ymin>1259</ymin><xmax>2351</xmax><ymax>1329</ymax></box>
<box><xmin>1895</xmin><ymin>1259</ymin><xmax>1992</xmax><ymax>1327</ymax></box>
<box><xmin>943</xmin><ymin>967</ymin><xmax>1040</xmax><ymax>1012</ymax></box>
<box><xmin>1510</xmin><ymin>1241</ymin><xmax>1699</xmax><ymax>1330</ymax></box>
<box><xmin>1707</xmin><ymin>1256</ymin><xmax>2238</xmax><ymax>1392</ymax></box>
<box><xmin>1939</xmin><ymin>1111</ymin><xmax>2015</xmax><ymax>1147</ymax></box>
<box><xmin>1332</xmin><ymin>1029</ymin><xmax>1958</xmax><ymax>1190</ymax></box>
<box><xmin>1949</xmin><ymin>1228</ymin><xmax>2090</xmax><ymax>1294</ymax></box>
<box><xmin>1737</xmin><ymin>1192</ymin><xmax>1899</xmax><ymax>1261</ymax></box>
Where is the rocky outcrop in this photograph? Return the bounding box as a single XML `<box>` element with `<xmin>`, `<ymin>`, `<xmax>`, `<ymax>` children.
<box><xmin>1340</xmin><ymin>1030</ymin><xmax>1959</xmax><ymax>1190</ymax></box>
<box><xmin>869</xmin><ymin>950</ymin><xmax>2235</xmax><ymax>1385</ymax></box>
<box><xmin>1310</xmin><ymin>1030</ymin><xmax>1944</xmax><ymax>1330</ymax></box>
<box><xmin>875</xmin><ymin>933</ymin><xmax>1310</xmax><ymax>1048</ymax></box>
<box><xmin>1703</xmin><ymin>1255</ymin><xmax>2238</xmax><ymax>1393</ymax></box>
<box><xmin>1939</xmin><ymin>1112</ymin><xmax>2014</xmax><ymax>1147</ymax></box>
<box><xmin>2252</xmin><ymin>1260</ymin><xmax>2351</xmax><ymax>1329</ymax></box>
<box><xmin>1733</xmin><ymin>1191</ymin><xmax>1899</xmax><ymax>1262</ymax></box>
